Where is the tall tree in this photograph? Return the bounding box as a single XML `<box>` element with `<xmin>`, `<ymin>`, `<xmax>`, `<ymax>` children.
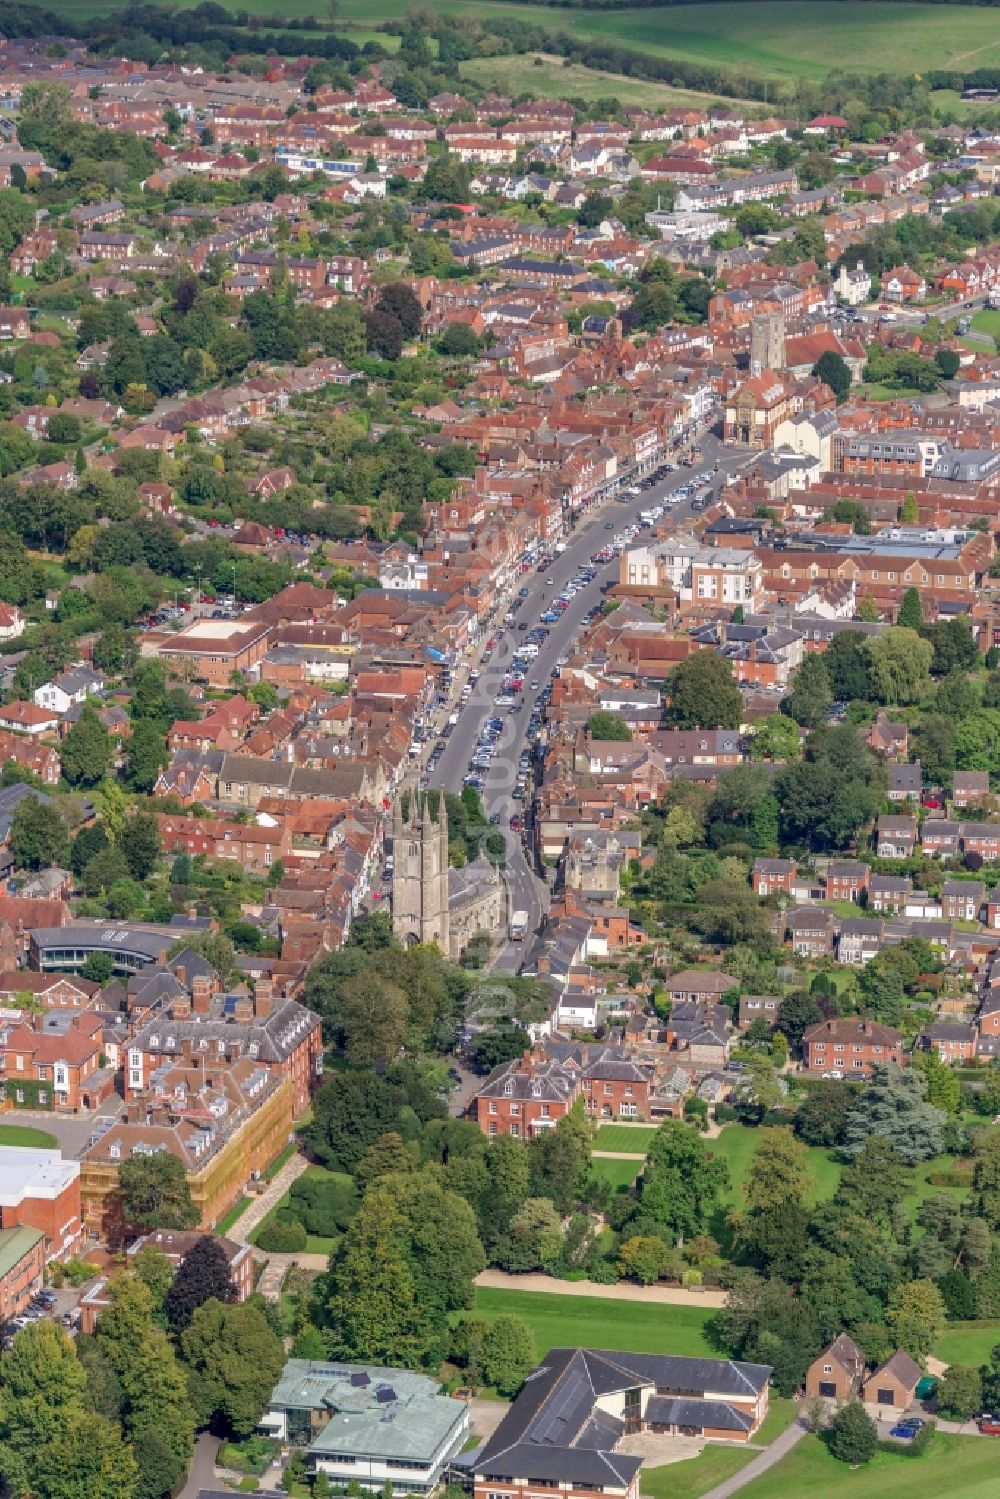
<box><xmin>733</xmin><ymin>1128</ymin><xmax>811</xmax><ymax>1277</ymax></box>
<box><xmin>118</xmin><ymin>1152</ymin><xmax>199</xmax><ymax>1232</ymax></box>
<box><xmin>60</xmin><ymin>704</ymin><xmax>112</xmax><ymax>787</ymax></box>
<box><xmin>664</xmin><ymin>652</ymin><xmax>742</xmax><ymax>730</ymax></box>
<box><xmin>640</xmin><ymin>1120</ymin><xmax>730</xmax><ymax>1240</ymax></box>
<box><xmin>95</xmin><ymin>1276</ymin><xmax>195</xmax><ymax>1465</ymax></box>
<box><xmin>840</xmin><ymin>1064</ymin><xmax>945</xmax><ymax>1164</ymax></box>
<box><xmin>325</xmin><ymin>1187</ymin><xmax>432</xmax><ymax>1366</ymax></box>
<box><xmin>181</xmin><ymin>1300</ymin><xmax>285</xmax><ymax>1436</ymax></box>
<box><xmin>164</xmin><ymin>1236</ymin><xmax>236</xmax><ymax>1332</ymax></box>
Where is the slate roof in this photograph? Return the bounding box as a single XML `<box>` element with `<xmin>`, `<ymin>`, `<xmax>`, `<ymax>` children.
<box><xmin>474</xmin><ymin>1347</ymin><xmax>769</xmax><ymax>1488</ymax></box>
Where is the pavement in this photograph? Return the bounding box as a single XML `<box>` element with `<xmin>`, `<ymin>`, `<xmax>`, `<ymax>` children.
<box><xmin>424</xmin><ymin>424</ymin><xmax>749</xmax><ymax>972</ymax></box>
<box><xmin>475</xmin><ymin>1268</ymin><xmax>727</xmax><ymax>1307</ymax></box>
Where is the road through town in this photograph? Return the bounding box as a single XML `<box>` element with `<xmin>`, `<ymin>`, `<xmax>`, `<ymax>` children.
<box><xmin>430</xmin><ymin>429</ymin><xmax>749</xmax><ymax>969</ymax></box>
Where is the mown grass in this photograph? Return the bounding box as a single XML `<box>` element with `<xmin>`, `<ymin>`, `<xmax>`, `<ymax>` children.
<box><xmin>461</xmin><ymin>1286</ymin><xmax>718</xmax><ymax>1359</ymax></box>
<box><xmin>0</xmin><ymin>1123</ymin><xmax>57</xmax><ymax>1148</ymax></box>
<box><xmin>593</xmin><ymin>1124</ymin><xmax>658</xmax><ymax>1153</ymax></box>
<box><xmin>738</xmin><ymin>1429</ymin><xmax>1000</xmax><ymax>1499</ymax></box>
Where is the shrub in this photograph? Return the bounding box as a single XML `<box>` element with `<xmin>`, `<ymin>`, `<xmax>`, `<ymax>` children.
<box><xmin>256</xmin><ymin>1215</ymin><xmax>307</xmax><ymax>1252</ymax></box>
<box><xmin>828</xmin><ymin>1402</ymin><xmax>878</xmax><ymax>1465</ymax></box>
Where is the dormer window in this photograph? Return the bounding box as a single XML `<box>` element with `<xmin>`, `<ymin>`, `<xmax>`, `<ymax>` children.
<box><xmin>503</xmin><ymin>1082</ymin><xmax>514</xmax><ymax>1096</ymax></box>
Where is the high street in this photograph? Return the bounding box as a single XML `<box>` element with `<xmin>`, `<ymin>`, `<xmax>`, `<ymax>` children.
<box><xmin>428</xmin><ymin>427</ymin><xmax>750</xmax><ymax>970</ymax></box>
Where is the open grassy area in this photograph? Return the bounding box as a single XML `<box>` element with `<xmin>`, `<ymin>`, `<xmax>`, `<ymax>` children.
<box><xmin>593</xmin><ymin>1124</ymin><xmax>657</xmax><ymax>1154</ymax></box>
<box><xmin>971</xmin><ymin>309</ymin><xmax>1000</xmax><ymax>339</ymax></box>
<box><xmin>934</xmin><ymin>1319</ymin><xmax>1000</xmax><ymax>1368</ymax></box>
<box><xmin>464</xmin><ymin>1286</ymin><xmax>718</xmax><ymax>1359</ymax></box>
<box><xmin>0</xmin><ymin>1123</ymin><xmax>57</xmax><ymax>1148</ymax></box>
<box><xmin>643</xmin><ymin>1446</ymin><xmax>754</xmax><ymax>1499</ymax></box>
<box><xmin>44</xmin><ymin>0</ymin><xmax>1000</xmax><ymax>88</ymax></box>
<box><xmin>592</xmin><ymin>1157</ymin><xmax>642</xmax><ymax>1191</ymax></box>
<box><xmin>460</xmin><ymin>56</ymin><xmax>753</xmax><ymax>111</ymax></box>
<box><xmin>710</xmin><ymin>1125</ymin><xmax>842</xmax><ymax>1209</ymax></box>
<box><xmin>739</xmin><ymin>1430</ymin><xmax>1000</xmax><ymax>1499</ymax></box>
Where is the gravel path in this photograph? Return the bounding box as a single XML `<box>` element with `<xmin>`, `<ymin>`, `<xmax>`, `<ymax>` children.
<box><xmin>476</xmin><ymin>1269</ymin><xmax>727</xmax><ymax>1307</ymax></box>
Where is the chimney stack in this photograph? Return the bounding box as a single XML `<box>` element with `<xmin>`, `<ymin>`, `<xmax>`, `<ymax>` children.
<box><xmin>234</xmin><ymin>997</ymin><xmax>253</xmax><ymax>1025</ymax></box>
<box><xmin>172</xmin><ymin>995</ymin><xmax>191</xmax><ymax>1020</ymax></box>
<box><xmin>253</xmin><ymin>980</ymin><xmax>273</xmax><ymax>1020</ymax></box>
<box><xmin>192</xmin><ymin>976</ymin><xmax>212</xmax><ymax>1013</ymax></box>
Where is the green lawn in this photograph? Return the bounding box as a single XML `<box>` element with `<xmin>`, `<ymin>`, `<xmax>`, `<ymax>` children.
<box><xmin>935</xmin><ymin>1319</ymin><xmax>1000</xmax><ymax>1368</ymax></box>
<box><xmin>739</xmin><ymin>1430</ymin><xmax>1000</xmax><ymax>1499</ymax></box>
<box><xmin>593</xmin><ymin>1124</ymin><xmax>657</xmax><ymax>1154</ymax></box>
<box><xmin>902</xmin><ymin>1156</ymin><xmax>971</xmax><ymax>1228</ymax></box>
<box><xmin>464</xmin><ymin>1286</ymin><xmax>718</xmax><ymax>1359</ymax></box>
<box><xmin>459</xmin><ymin>55</ymin><xmax>755</xmax><ymax>110</ymax></box>
<box><xmin>643</xmin><ymin>1447</ymin><xmax>754</xmax><ymax>1499</ymax></box>
<box><xmin>971</xmin><ymin>309</ymin><xmax>1000</xmax><ymax>339</ymax></box>
<box><xmin>0</xmin><ymin>1123</ymin><xmax>57</xmax><ymax>1148</ymax></box>
<box><xmin>709</xmin><ymin>1126</ymin><xmax>842</xmax><ymax>1209</ymax></box>
<box><xmin>592</xmin><ymin>1157</ymin><xmax>642</xmax><ymax>1191</ymax></box>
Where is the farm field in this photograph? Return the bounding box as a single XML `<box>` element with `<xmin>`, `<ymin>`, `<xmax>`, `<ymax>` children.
<box><xmin>738</xmin><ymin>1430</ymin><xmax>1000</xmax><ymax>1499</ymax></box>
<box><xmin>464</xmin><ymin>1285</ymin><xmax>718</xmax><ymax>1358</ymax></box>
<box><xmin>459</xmin><ymin>56</ymin><xmax>753</xmax><ymax>112</ymax></box>
<box><xmin>593</xmin><ymin>1124</ymin><xmax>657</xmax><ymax>1153</ymax></box>
<box><xmin>44</xmin><ymin>0</ymin><xmax>1000</xmax><ymax>86</ymax></box>
<box><xmin>0</xmin><ymin>1123</ymin><xmax>58</xmax><ymax>1148</ymax></box>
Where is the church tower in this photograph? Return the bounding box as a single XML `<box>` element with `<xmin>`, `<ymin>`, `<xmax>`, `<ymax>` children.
<box><xmin>750</xmin><ymin>311</ymin><xmax>785</xmax><ymax>376</ymax></box>
<box><xmin>391</xmin><ymin>791</ymin><xmax>450</xmax><ymax>952</ymax></box>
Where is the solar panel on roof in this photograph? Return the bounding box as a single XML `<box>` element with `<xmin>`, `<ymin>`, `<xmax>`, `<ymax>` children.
<box><xmin>351</xmin><ymin>1372</ymin><xmax>370</xmax><ymax>1387</ymax></box>
<box><xmin>376</xmin><ymin>1386</ymin><xmax>396</xmax><ymax>1403</ymax></box>
<box><xmin>223</xmin><ymin>995</ymin><xmax>239</xmax><ymax>1013</ymax></box>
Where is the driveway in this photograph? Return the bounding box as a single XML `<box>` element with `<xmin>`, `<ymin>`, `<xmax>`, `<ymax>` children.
<box><xmin>11</xmin><ymin>1098</ymin><xmax>122</xmax><ymax>1158</ymax></box>
<box><xmin>178</xmin><ymin>1433</ymin><xmax>222</xmax><ymax>1499</ymax></box>
<box><xmin>699</xmin><ymin>1418</ymin><xmax>807</xmax><ymax>1499</ymax></box>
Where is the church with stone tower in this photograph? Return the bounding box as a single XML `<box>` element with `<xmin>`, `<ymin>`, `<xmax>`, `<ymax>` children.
<box><xmin>391</xmin><ymin>792</ymin><xmax>509</xmax><ymax>961</ymax></box>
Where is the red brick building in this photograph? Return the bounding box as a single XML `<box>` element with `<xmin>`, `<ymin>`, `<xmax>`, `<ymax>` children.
<box><xmin>126</xmin><ymin>981</ymin><xmax>322</xmax><ymax>1117</ymax></box>
<box><xmin>801</xmin><ymin>1017</ymin><xmax>904</xmax><ymax>1076</ymax></box>
<box><xmin>473</xmin><ymin>1054</ymin><xmax>580</xmax><ymax>1139</ymax></box>
<box><xmin>826</xmin><ymin>861</ymin><xmax>871</xmax><ymax>904</ymax></box>
<box><xmin>582</xmin><ymin>1051</ymin><xmax>653</xmax><ymax>1120</ymax></box>
<box><xmin>0</xmin><ymin>1145</ymin><xmax>82</xmax><ymax>1261</ymax></box>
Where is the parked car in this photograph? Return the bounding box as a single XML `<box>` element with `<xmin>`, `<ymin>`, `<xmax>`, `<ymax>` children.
<box><xmin>889</xmin><ymin>1419</ymin><xmax>923</xmax><ymax>1440</ymax></box>
<box><xmin>979</xmin><ymin>1414</ymin><xmax>1000</xmax><ymax>1435</ymax></box>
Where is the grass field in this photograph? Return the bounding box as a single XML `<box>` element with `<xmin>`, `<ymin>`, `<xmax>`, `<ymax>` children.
<box><xmin>971</xmin><ymin>309</ymin><xmax>1000</xmax><ymax>339</ymax></box>
<box><xmin>0</xmin><ymin>1123</ymin><xmax>57</xmax><ymax>1148</ymax></box>
<box><xmin>593</xmin><ymin>1124</ymin><xmax>657</xmax><ymax>1154</ymax></box>
<box><xmin>42</xmin><ymin>0</ymin><xmax>1000</xmax><ymax>88</ymax></box>
<box><xmin>739</xmin><ymin>1430</ymin><xmax>1000</xmax><ymax>1499</ymax></box>
<box><xmin>459</xmin><ymin>56</ymin><xmax>753</xmax><ymax>111</ymax></box>
<box><xmin>464</xmin><ymin>1286</ymin><xmax>718</xmax><ymax>1358</ymax></box>
<box><xmin>935</xmin><ymin>1319</ymin><xmax>1000</xmax><ymax>1368</ymax></box>
<box><xmin>591</xmin><ymin>1157</ymin><xmax>642</xmax><ymax>1191</ymax></box>
<box><xmin>710</xmin><ymin>1125</ymin><xmax>842</xmax><ymax>1209</ymax></box>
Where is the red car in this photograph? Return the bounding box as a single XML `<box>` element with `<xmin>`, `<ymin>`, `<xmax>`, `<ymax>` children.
<box><xmin>979</xmin><ymin>1414</ymin><xmax>1000</xmax><ymax>1435</ymax></box>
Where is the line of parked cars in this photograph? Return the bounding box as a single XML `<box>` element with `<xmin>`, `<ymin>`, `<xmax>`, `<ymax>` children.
<box><xmin>8</xmin><ymin>1288</ymin><xmax>58</xmax><ymax>1334</ymax></box>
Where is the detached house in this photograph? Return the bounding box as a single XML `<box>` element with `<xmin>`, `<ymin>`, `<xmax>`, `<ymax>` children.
<box><xmin>33</xmin><ymin>667</ymin><xmax>103</xmax><ymax>717</ymax></box>
<box><xmin>751</xmin><ymin>858</ymin><xmax>796</xmax><ymax>897</ymax></box>
<box><xmin>802</xmin><ymin>1017</ymin><xmax>903</xmax><ymax>1075</ymax></box>
<box><xmin>805</xmin><ymin>1334</ymin><xmax>865</xmax><ymax>1401</ymax></box>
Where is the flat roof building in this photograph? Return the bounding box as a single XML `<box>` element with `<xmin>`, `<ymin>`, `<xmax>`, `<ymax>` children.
<box><xmin>262</xmin><ymin>1360</ymin><xmax>468</xmax><ymax>1493</ymax></box>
